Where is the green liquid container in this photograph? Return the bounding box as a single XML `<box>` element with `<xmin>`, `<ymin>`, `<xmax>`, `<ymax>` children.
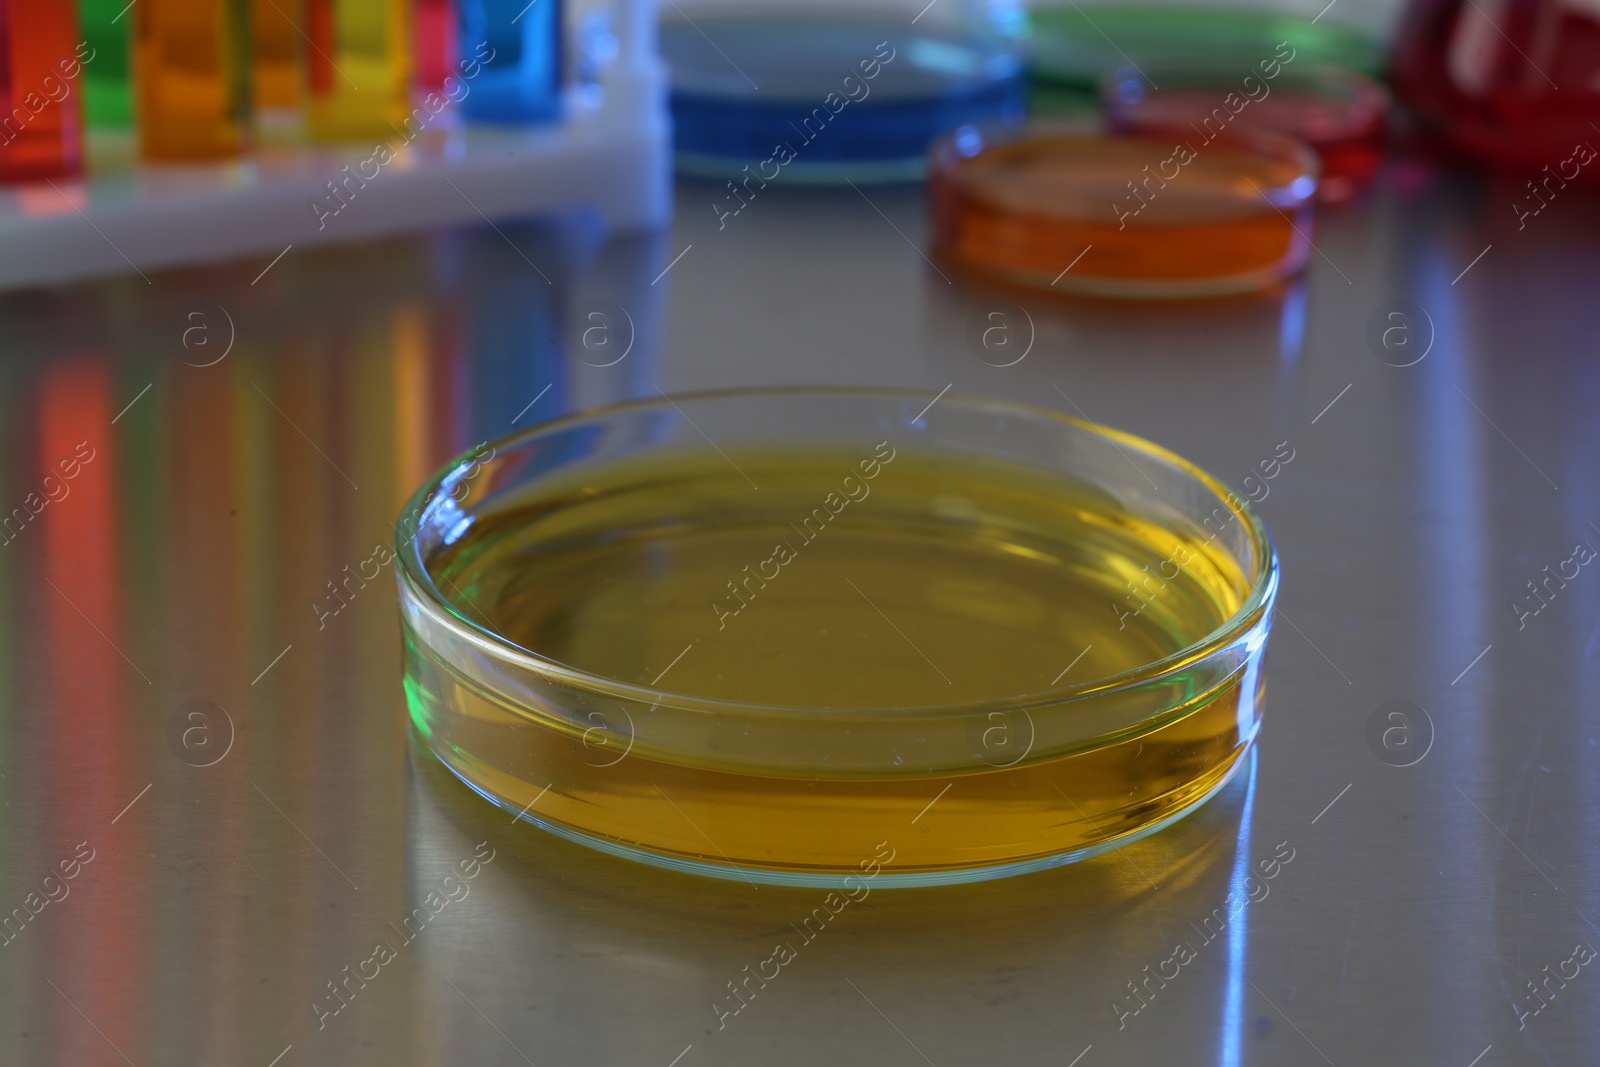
<box><xmin>1026</xmin><ymin>5</ymin><xmax>1383</xmax><ymax>112</ymax></box>
<box><xmin>77</xmin><ymin>0</ymin><xmax>133</xmax><ymax>127</ymax></box>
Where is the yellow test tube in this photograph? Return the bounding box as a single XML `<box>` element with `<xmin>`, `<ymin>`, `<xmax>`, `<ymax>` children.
<box><xmin>305</xmin><ymin>0</ymin><xmax>412</xmax><ymax>142</ymax></box>
<box><xmin>134</xmin><ymin>0</ymin><xmax>251</xmax><ymax>161</ymax></box>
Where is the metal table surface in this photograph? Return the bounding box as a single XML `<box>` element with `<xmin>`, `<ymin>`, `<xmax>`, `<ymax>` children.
<box><xmin>0</xmin><ymin>163</ymin><xmax>1596</xmax><ymax>1067</ymax></box>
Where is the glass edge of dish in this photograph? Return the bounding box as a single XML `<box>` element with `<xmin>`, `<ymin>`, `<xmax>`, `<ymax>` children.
<box><xmin>927</xmin><ymin>116</ymin><xmax>1324</xmax><ymax>203</ymax></box>
<box><xmin>392</xmin><ymin>384</ymin><xmax>1281</xmax><ymax>723</ymax></box>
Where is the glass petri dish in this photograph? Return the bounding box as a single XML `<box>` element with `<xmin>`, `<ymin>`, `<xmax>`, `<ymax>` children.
<box><xmin>928</xmin><ymin>119</ymin><xmax>1319</xmax><ymax>298</ymax></box>
<box><xmin>1027</xmin><ymin>5</ymin><xmax>1384</xmax><ymax>110</ymax></box>
<box><xmin>1104</xmin><ymin>64</ymin><xmax>1388</xmax><ymax>202</ymax></box>
<box><xmin>396</xmin><ymin>388</ymin><xmax>1279</xmax><ymax>887</ymax></box>
<box><xmin>662</xmin><ymin>8</ymin><xmax>1025</xmax><ymax>183</ymax></box>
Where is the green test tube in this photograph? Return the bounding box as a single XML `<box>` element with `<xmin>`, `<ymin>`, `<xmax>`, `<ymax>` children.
<box><xmin>76</xmin><ymin>0</ymin><xmax>134</xmax><ymax>128</ymax></box>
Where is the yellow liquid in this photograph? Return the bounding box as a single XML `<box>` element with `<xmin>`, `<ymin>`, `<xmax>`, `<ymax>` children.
<box><xmin>305</xmin><ymin>0</ymin><xmax>412</xmax><ymax>142</ymax></box>
<box><xmin>407</xmin><ymin>445</ymin><xmax>1264</xmax><ymax>880</ymax></box>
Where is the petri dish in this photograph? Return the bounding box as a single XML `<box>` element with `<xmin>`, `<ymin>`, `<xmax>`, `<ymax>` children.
<box><xmin>396</xmin><ymin>388</ymin><xmax>1279</xmax><ymax>887</ymax></box>
<box><xmin>662</xmin><ymin>9</ymin><xmax>1026</xmax><ymax>183</ymax></box>
<box><xmin>928</xmin><ymin>119</ymin><xmax>1319</xmax><ymax>298</ymax></box>
<box><xmin>1104</xmin><ymin>64</ymin><xmax>1389</xmax><ymax>202</ymax></box>
<box><xmin>1026</xmin><ymin>5</ymin><xmax>1384</xmax><ymax>110</ymax></box>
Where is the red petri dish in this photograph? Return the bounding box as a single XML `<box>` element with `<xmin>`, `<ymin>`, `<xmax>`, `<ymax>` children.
<box><xmin>1103</xmin><ymin>64</ymin><xmax>1388</xmax><ymax>202</ymax></box>
<box><xmin>929</xmin><ymin>120</ymin><xmax>1319</xmax><ymax>299</ymax></box>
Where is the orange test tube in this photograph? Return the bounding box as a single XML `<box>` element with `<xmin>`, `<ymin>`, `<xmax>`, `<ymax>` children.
<box><xmin>250</xmin><ymin>0</ymin><xmax>302</xmax><ymax>111</ymax></box>
<box><xmin>134</xmin><ymin>0</ymin><xmax>251</xmax><ymax>161</ymax></box>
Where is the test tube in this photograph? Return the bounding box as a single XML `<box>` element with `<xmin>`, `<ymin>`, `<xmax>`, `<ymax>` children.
<box><xmin>134</xmin><ymin>0</ymin><xmax>251</xmax><ymax>161</ymax></box>
<box><xmin>76</xmin><ymin>0</ymin><xmax>133</xmax><ymax>128</ymax></box>
<box><xmin>250</xmin><ymin>0</ymin><xmax>301</xmax><ymax>111</ymax></box>
<box><xmin>414</xmin><ymin>0</ymin><xmax>456</xmax><ymax>93</ymax></box>
<box><xmin>0</xmin><ymin>3</ymin><xmax>86</xmax><ymax>180</ymax></box>
<box><xmin>456</xmin><ymin>0</ymin><xmax>562</xmax><ymax>124</ymax></box>
<box><xmin>305</xmin><ymin>0</ymin><xmax>413</xmax><ymax>142</ymax></box>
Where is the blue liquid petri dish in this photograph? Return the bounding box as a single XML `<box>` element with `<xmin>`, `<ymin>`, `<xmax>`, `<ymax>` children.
<box><xmin>663</xmin><ymin>10</ymin><xmax>1026</xmax><ymax>183</ymax></box>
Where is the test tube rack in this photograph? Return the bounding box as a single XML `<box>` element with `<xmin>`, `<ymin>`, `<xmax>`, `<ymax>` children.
<box><xmin>0</xmin><ymin>0</ymin><xmax>669</xmax><ymax>292</ymax></box>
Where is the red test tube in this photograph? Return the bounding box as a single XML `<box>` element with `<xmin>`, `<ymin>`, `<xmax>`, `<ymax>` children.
<box><xmin>0</xmin><ymin>0</ymin><xmax>86</xmax><ymax>181</ymax></box>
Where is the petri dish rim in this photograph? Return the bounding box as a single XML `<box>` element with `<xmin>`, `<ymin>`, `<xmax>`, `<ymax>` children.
<box><xmin>1099</xmin><ymin>61</ymin><xmax>1391</xmax><ymax>142</ymax></box>
<box><xmin>395</xmin><ymin>385</ymin><xmax>1279</xmax><ymax>727</ymax></box>
<box><xmin>1025</xmin><ymin>3</ymin><xmax>1386</xmax><ymax>87</ymax></box>
<box><xmin>660</xmin><ymin>8</ymin><xmax>1023</xmax><ymax>103</ymax></box>
<box><xmin>928</xmin><ymin>116</ymin><xmax>1323</xmax><ymax>213</ymax></box>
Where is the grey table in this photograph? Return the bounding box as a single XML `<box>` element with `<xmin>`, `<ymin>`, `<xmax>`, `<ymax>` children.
<box><xmin>0</xmin><ymin>161</ymin><xmax>1595</xmax><ymax>1067</ymax></box>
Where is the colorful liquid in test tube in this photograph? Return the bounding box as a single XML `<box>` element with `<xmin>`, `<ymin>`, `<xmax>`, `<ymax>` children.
<box><xmin>250</xmin><ymin>0</ymin><xmax>301</xmax><ymax>110</ymax></box>
<box><xmin>414</xmin><ymin>0</ymin><xmax>456</xmax><ymax>93</ymax></box>
<box><xmin>76</xmin><ymin>0</ymin><xmax>133</xmax><ymax>128</ymax></box>
<box><xmin>0</xmin><ymin>2</ymin><xmax>86</xmax><ymax>180</ymax></box>
<box><xmin>306</xmin><ymin>0</ymin><xmax>412</xmax><ymax>141</ymax></box>
<box><xmin>457</xmin><ymin>0</ymin><xmax>562</xmax><ymax>124</ymax></box>
<box><xmin>134</xmin><ymin>0</ymin><xmax>251</xmax><ymax>161</ymax></box>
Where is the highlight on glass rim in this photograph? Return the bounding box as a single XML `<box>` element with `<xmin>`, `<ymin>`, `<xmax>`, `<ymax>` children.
<box><xmin>0</xmin><ymin>0</ymin><xmax>1590</xmax><ymax>1062</ymax></box>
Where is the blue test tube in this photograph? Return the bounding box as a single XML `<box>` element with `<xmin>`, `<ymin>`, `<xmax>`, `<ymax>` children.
<box><xmin>457</xmin><ymin>0</ymin><xmax>564</xmax><ymax>123</ymax></box>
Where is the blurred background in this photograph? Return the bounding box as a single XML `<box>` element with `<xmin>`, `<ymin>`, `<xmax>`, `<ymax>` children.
<box><xmin>1</xmin><ymin>0</ymin><xmax>1598</xmax><ymax>1064</ymax></box>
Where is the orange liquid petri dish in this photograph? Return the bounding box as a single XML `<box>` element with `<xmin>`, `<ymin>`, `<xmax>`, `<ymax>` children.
<box><xmin>928</xmin><ymin>120</ymin><xmax>1318</xmax><ymax>298</ymax></box>
<box><xmin>1104</xmin><ymin>65</ymin><xmax>1388</xmax><ymax>203</ymax></box>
